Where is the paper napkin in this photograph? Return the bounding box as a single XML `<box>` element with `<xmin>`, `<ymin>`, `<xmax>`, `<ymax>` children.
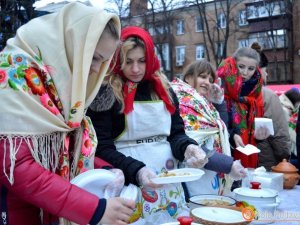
<box><xmin>236</xmin><ymin>144</ymin><xmax>261</xmax><ymax>156</ymax></box>
<box><xmin>254</xmin><ymin>117</ymin><xmax>274</xmax><ymax>135</ymax></box>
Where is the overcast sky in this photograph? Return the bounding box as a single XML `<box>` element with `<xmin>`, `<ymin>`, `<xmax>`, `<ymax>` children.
<box><xmin>34</xmin><ymin>0</ymin><xmax>117</xmax><ymax>10</ymax></box>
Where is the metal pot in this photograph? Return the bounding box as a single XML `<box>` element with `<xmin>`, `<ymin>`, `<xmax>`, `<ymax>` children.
<box><xmin>233</xmin><ymin>182</ymin><xmax>279</xmax><ymax>224</ymax></box>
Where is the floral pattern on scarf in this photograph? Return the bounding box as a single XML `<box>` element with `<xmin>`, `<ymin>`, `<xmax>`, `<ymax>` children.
<box><xmin>217</xmin><ymin>57</ymin><xmax>264</xmax><ymax>168</ymax></box>
<box><xmin>289</xmin><ymin>108</ymin><xmax>299</xmax><ymax>131</ymax></box>
<box><xmin>0</xmin><ymin>51</ymin><xmax>97</xmax><ymax>180</ymax></box>
<box><xmin>171</xmin><ymin>78</ymin><xmax>231</xmax><ymax>195</ymax></box>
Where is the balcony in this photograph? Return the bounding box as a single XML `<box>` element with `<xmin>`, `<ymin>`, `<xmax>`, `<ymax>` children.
<box><xmin>245</xmin><ymin>0</ymin><xmax>288</xmax><ymax>21</ymax></box>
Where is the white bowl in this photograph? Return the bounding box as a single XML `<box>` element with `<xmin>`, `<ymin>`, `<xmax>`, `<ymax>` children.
<box><xmin>189</xmin><ymin>194</ymin><xmax>236</xmax><ymax>210</ymax></box>
<box><xmin>190</xmin><ymin>207</ymin><xmax>250</xmax><ymax>225</ymax></box>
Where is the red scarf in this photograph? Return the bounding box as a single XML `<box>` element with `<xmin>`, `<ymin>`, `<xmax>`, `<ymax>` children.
<box><xmin>217</xmin><ymin>57</ymin><xmax>264</xmax><ymax>168</ymax></box>
<box><xmin>111</xmin><ymin>26</ymin><xmax>175</xmax><ymax>114</ymax></box>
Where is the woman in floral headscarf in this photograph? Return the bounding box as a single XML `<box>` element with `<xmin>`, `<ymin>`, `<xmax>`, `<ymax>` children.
<box><xmin>171</xmin><ymin>59</ymin><xmax>246</xmax><ymax>197</ymax></box>
<box><xmin>217</xmin><ymin>47</ymin><xmax>270</xmax><ymax>169</ymax></box>
<box><xmin>0</xmin><ymin>3</ymin><xmax>135</xmax><ymax>225</ymax></box>
<box><xmin>87</xmin><ymin>26</ymin><xmax>212</xmax><ymax>224</ymax></box>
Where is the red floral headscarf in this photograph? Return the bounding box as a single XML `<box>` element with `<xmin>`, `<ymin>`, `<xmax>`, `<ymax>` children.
<box><xmin>217</xmin><ymin>57</ymin><xmax>264</xmax><ymax>168</ymax></box>
<box><xmin>111</xmin><ymin>26</ymin><xmax>176</xmax><ymax>114</ymax></box>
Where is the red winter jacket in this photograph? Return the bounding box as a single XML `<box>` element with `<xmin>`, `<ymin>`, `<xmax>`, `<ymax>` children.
<box><xmin>0</xmin><ymin>138</ymin><xmax>106</xmax><ymax>225</ymax></box>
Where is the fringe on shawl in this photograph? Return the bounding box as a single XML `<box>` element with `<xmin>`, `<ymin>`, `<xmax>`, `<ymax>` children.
<box><xmin>0</xmin><ymin>133</ymin><xmax>64</xmax><ymax>184</ymax></box>
<box><xmin>216</xmin><ymin>120</ymin><xmax>234</xmax><ymax>195</ymax></box>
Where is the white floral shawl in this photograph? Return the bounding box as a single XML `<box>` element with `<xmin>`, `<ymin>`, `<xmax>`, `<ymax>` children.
<box><xmin>0</xmin><ymin>2</ymin><xmax>120</xmax><ymax>184</ymax></box>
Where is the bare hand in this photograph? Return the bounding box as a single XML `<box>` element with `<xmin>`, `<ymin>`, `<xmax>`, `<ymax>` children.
<box><xmin>233</xmin><ymin>134</ymin><xmax>245</xmax><ymax>148</ymax></box>
<box><xmin>254</xmin><ymin>126</ymin><xmax>270</xmax><ymax>140</ymax></box>
<box><xmin>99</xmin><ymin>197</ymin><xmax>135</xmax><ymax>225</ymax></box>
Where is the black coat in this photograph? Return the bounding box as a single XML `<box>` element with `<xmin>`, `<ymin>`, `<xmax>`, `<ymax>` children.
<box><xmin>87</xmin><ymin>81</ymin><xmax>197</xmax><ymax>185</ymax></box>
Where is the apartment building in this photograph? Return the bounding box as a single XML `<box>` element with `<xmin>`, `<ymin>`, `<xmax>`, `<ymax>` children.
<box><xmin>124</xmin><ymin>0</ymin><xmax>300</xmax><ymax>84</ymax></box>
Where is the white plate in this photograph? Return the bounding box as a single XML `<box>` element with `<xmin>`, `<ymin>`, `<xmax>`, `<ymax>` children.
<box><xmin>191</xmin><ymin>207</ymin><xmax>247</xmax><ymax>223</ymax></box>
<box><xmin>151</xmin><ymin>168</ymin><xmax>205</xmax><ymax>184</ymax></box>
<box><xmin>70</xmin><ymin>169</ymin><xmax>116</xmax><ymax>198</ymax></box>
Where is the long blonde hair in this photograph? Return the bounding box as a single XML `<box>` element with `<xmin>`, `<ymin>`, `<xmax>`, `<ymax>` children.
<box><xmin>106</xmin><ymin>37</ymin><xmax>173</xmax><ymax>112</ymax></box>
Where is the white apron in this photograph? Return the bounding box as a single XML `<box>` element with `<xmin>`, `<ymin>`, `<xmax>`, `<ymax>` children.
<box><xmin>183</xmin><ymin>134</ymin><xmax>220</xmax><ymax>196</ymax></box>
<box><xmin>115</xmin><ymin>101</ymin><xmax>187</xmax><ymax>224</ymax></box>
<box><xmin>183</xmin><ymin>120</ymin><xmax>233</xmax><ymax>197</ymax></box>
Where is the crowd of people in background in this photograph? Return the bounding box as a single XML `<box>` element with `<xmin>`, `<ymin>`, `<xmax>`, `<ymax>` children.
<box><xmin>0</xmin><ymin>2</ymin><xmax>299</xmax><ymax>225</ymax></box>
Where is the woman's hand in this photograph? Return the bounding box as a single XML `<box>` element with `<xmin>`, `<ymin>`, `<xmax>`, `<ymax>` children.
<box><xmin>137</xmin><ymin>167</ymin><xmax>162</xmax><ymax>189</ymax></box>
<box><xmin>233</xmin><ymin>134</ymin><xmax>245</xmax><ymax>148</ymax></box>
<box><xmin>254</xmin><ymin>126</ymin><xmax>270</xmax><ymax>140</ymax></box>
<box><xmin>99</xmin><ymin>197</ymin><xmax>135</xmax><ymax>225</ymax></box>
<box><xmin>228</xmin><ymin>160</ymin><xmax>247</xmax><ymax>180</ymax></box>
<box><xmin>103</xmin><ymin>168</ymin><xmax>125</xmax><ymax>198</ymax></box>
<box><xmin>207</xmin><ymin>78</ymin><xmax>224</xmax><ymax>104</ymax></box>
<box><xmin>184</xmin><ymin>144</ymin><xmax>208</xmax><ymax>168</ymax></box>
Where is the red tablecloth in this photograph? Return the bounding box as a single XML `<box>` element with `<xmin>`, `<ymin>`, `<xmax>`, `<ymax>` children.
<box><xmin>266</xmin><ymin>84</ymin><xmax>300</xmax><ymax>96</ymax></box>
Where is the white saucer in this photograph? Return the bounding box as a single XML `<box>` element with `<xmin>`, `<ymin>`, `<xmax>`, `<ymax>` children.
<box><xmin>71</xmin><ymin>169</ymin><xmax>116</xmax><ymax>198</ymax></box>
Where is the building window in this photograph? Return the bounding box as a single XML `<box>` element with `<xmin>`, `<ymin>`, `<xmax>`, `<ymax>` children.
<box><xmin>217</xmin><ymin>13</ymin><xmax>226</xmax><ymax>29</ymax></box>
<box><xmin>195</xmin><ymin>45</ymin><xmax>205</xmax><ymax>60</ymax></box>
<box><xmin>148</xmin><ymin>25</ymin><xmax>155</xmax><ymax>36</ymax></box>
<box><xmin>155</xmin><ymin>43</ymin><xmax>170</xmax><ymax>71</ymax></box>
<box><xmin>176</xmin><ymin>20</ymin><xmax>185</xmax><ymax>35</ymax></box>
<box><xmin>247</xmin><ymin>5</ymin><xmax>259</xmax><ymax>19</ymax></box>
<box><xmin>249</xmin><ymin>29</ymin><xmax>286</xmax><ymax>49</ymax></box>
<box><xmin>215</xmin><ymin>42</ymin><xmax>224</xmax><ymax>58</ymax></box>
<box><xmin>247</xmin><ymin>1</ymin><xmax>285</xmax><ymax>19</ymax></box>
<box><xmin>239</xmin><ymin>10</ymin><xmax>248</xmax><ymax>26</ymax></box>
<box><xmin>175</xmin><ymin>46</ymin><xmax>185</xmax><ymax>66</ymax></box>
<box><xmin>148</xmin><ymin>24</ymin><xmax>164</xmax><ymax>36</ymax></box>
<box><xmin>270</xmin><ymin>2</ymin><xmax>284</xmax><ymax>16</ymax></box>
<box><xmin>238</xmin><ymin>39</ymin><xmax>249</xmax><ymax>48</ymax></box>
<box><xmin>258</xmin><ymin>5</ymin><xmax>268</xmax><ymax>17</ymax></box>
<box><xmin>195</xmin><ymin>16</ymin><xmax>203</xmax><ymax>32</ymax></box>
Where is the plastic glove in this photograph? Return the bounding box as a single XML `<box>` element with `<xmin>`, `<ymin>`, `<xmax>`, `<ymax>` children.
<box><xmin>254</xmin><ymin>126</ymin><xmax>270</xmax><ymax>140</ymax></box>
<box><xmin>207</xmin><ymin>78</ymin><xmax>224</xmax><ymax>104</ymax></box>
<box><xmin>184</xmin><ymin>144</ymin><xmax>208</xmax><ymax>168</ymax></box>
<box><xmin>137</xmin><ymin>167</ymin><xmax>162</xmax><ymax>189</ymax></box>
<box><xmin>103</xmin><ymin>168</ymin><xmax>125</xmax><ymax>198</ymax></box>
<box><xmin>229</xmin><ymin>160</ymin><xmax>247</xmax><ymax>181</ymax></box>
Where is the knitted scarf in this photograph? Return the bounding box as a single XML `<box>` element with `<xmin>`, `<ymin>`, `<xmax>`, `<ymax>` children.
<box><xmin>217</xmin><ymin>57</ymin><xmax>264</xmax><ymax>168</ymax></box>
<box><xmin>112</xmin><ymin>26</ymin><xmax>176</xmax><ymax>114</ymax></box>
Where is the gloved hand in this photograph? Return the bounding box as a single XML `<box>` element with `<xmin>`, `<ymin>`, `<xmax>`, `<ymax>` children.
<box><xmin>103</xmin><ymin>168</ymin><xmax>125</xmax><ymax>198</ymax></box>
<box><xmin>207</xmin><ymin>78</ymin><xmax>224</xmax><ymax>104</ymax></box>
<box><xmin>137</xmin><ymin>167</ymin><xmax>162</xmax><ymax>189</ymax></box>
<box><xmin>229</xmin><ymin>160</ymin><xmax>247</xmax><ymax>181</ymax></box>
<box><xmin>184</xmin><ymin>144</ymin><xmax>208</xmax><ymax>168</ymax></box>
